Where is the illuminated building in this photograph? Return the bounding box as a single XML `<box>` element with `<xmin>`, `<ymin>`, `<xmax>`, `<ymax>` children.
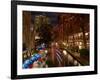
<box><xmin>52</xmin><ymin>13</ymin><xmax>89</xmax><ymax>50</ymax></box>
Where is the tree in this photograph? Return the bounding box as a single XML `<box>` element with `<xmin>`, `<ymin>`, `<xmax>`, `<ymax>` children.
<box><xmin>38</xmin><ymin>24</ymin><xmax>53</xmax><ymax>46</ymax></box>
<box><xmin>34</xmin><ymin>15</ymin><xmax>52</xmax><ymax>46</ymax></box>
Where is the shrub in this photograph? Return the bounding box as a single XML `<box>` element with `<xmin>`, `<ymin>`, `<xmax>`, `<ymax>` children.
<box><xmin>79</xmin><ymin>48</ymin><xmax>89</xmax><ymax>56</ymax></box>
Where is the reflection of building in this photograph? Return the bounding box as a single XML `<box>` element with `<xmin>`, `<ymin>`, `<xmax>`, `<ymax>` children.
<box><xmin>52</xmin><ymin>13</ymin><xmax>89</xmax><ymax>49</ymax></box>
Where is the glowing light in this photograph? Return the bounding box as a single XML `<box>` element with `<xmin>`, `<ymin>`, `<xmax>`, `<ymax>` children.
<box><xmin>62</xmin><ymin>42</ymin><xmax>66</xmax><ymax>45</ymax></box>
<box><xmin>85</xmin><ymin>32</ymin><xmax>88</xmax><ymax>36</ymax></box>
<box><xmin>63</xmin><ymin>50</ymin><xmax>67</xmax><ymax>55</ymax></box>
<box><xmin>79</xmin><ymin>45</ymin><xmax>82</xmax><ymax>49</ymax></box>
<box><xmin>45</xmin><ymin>50</ymin><xmax>48</xmax><ymax>53</ymax></box>
<box><xmin>55</xmin><ymin>42</ymin><xmax>58</xmax><ymax>46</ymax></box>
<box><xmin>79</xmin><ymin>33</ymin><xmax>81</xmax><ymax>37</ymax></box>
<box><xmin>24</xmin><ymin>55</ymin><xmax>27</xmax><ymax>58</ymax></box>
<box><xmin>79</xmin><ymin>42</ymin><xmax>82</xmax><ymax>45</ymax></box>
<box><xmin>35</xmin><ymin>36</ymin><xmax>40</xmax><ymax>39</ymax></box>
<box><xmin>78</xmin><ymin>32</ymin><xmax>82</xmax><ymax>37</ymax></box>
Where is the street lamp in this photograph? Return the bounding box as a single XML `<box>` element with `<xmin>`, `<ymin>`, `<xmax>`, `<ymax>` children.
<box><xmin>45</xmin><ymin>50</ymin><xmax>48</xmax><ymax>54</ymax></box>
<box><xmin>63</xmin><ymin>50</ymin><xmax>67</xmax><ymax>55</ymax></box>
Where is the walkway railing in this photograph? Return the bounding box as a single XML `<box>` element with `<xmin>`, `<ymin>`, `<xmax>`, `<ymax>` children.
<box><xmin>54</xmin><ymin>48</ymin><xmax>84</xmax><ymax>66</ymax></box>
<box><xmin>61</xmin><ymin>48</ymin><xmax>88</xmax><ymax>66</ymax></box>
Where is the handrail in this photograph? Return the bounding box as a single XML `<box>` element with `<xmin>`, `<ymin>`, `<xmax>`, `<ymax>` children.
<box><xmin>66</xmin><ymin>49</ymin><xmax>83</xmax><ymax>65</ymax></box>
<box><xmin>63</xmin><ymin>48</ymin><xmax>88</xmax><ymax>66</ymax></box>
<box><xmin>54</xmin><ymin>48</ymin><xmax>82</xmax><ymax>66</ymax></box>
